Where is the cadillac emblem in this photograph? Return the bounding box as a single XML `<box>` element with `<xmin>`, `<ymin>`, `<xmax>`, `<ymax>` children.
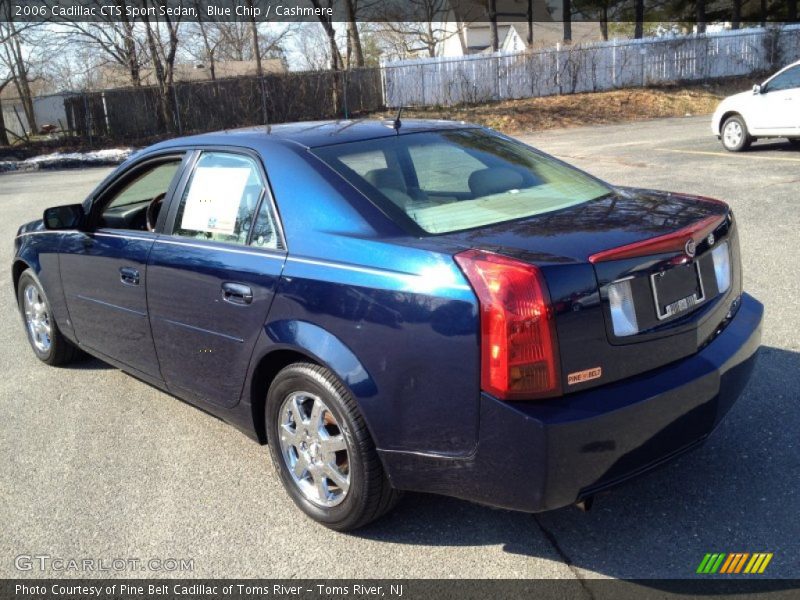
<box><xmin>685</xmin><ymin>238</ymin><xmax>696</xmax><ymax>258</ymax></box>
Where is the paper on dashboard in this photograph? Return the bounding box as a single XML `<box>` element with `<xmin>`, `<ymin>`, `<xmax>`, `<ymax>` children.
<box><xmin>180</xmin><ymin>167</ymin><xmax>250</xmax><ymax>235</ymax></box>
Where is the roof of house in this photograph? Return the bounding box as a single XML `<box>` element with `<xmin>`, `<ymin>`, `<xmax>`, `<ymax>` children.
<box><xmin>0</xmin><ymin>79</ymin><xmax>51</xmax><ymax>102</ymax></box>
<box><xmin>96</xmin><ymin>59</ymin><xmax>286</xmax><ymax>90</ymax></box>
<box><xmin>461</xmin><ymin>21</ymin><xmax>604</xmax><ymax>54</ymax></box>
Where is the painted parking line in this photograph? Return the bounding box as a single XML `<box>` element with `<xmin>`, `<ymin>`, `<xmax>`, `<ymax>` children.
<box><xmin>657</xmin><ymin>148</ymin><xmax>800</xmax><ymax>163</ymax></box>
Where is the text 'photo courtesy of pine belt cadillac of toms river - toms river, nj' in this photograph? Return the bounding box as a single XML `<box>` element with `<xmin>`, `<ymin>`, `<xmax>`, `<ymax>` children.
<box><xmin>13</xmin><ymin>118</ymin><xmax>762</xmax><ymax>532</ymax></box>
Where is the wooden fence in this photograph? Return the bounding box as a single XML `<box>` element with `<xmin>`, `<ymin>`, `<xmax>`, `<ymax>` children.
<box><xmin>382</xmin><ymin>25</ymin><xmax>800</xmax><ymax>107</ymax></box>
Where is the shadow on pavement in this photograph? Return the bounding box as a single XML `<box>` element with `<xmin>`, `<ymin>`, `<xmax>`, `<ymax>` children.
<box><xmin>69</xmin><ymin>356</ymin><xmax>115</xmax><ymax>370</ymax></box>
<box><xmin>358</xmin><ymin>346</ymin><xmax>799</xmax><ymax>582</ymax></box>
<box><xmin>746</xmin><ymin>140</ymin><xmax>800</xmax><ymax>153</ymax></box>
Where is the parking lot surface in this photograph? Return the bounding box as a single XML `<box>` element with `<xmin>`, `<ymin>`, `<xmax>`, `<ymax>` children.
<box><xmin>1</xmin><ymin>116</ymin><xmax>797</xmax><ymax>583</ymax></box>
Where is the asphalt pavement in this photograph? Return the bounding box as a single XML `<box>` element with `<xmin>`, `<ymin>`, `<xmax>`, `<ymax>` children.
<box><xmin>1</xmin><ymin>116</ymin><xmax>797</xmax><ymax>584</ymax></box>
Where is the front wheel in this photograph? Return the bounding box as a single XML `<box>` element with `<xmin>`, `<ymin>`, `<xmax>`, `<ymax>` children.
<box><xmin>265</xmin><ymin>362</ymin><xmax>400</xmax><ymax>531</ymax></box>
<box><xmin>721</xmin><ymin>115</ymin><xmax>752</xmax><ymax>152</ymax></box>
<box><xmin>16</xmin><ymin>269</ymin><xmax>81</xmax><ymax>365</ymax></box>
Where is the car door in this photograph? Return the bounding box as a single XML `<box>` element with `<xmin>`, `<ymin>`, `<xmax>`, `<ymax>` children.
<box><xmin>750</xmin><ymin>65</ymin><xmax>800</xmax><ymax>133</ymax></box>
<box><xmin>146</xmin><ymin>149</ymin><xmax>287</xmax><ymax>408</ymax></box>
<box><xmin>59</xmin><ymin>153</ymin><xmax>187</xmax><ymax>380</ymax></box>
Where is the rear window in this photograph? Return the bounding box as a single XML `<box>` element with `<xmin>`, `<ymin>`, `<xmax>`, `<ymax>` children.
<box><xmin>313</xmin><ymin>129</ymin><xmax>611</xmax><ymax>234</ymax></box>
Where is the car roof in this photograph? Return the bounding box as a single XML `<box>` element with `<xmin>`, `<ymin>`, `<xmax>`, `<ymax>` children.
<box><xmin>146</xmin><ymin>119</ymin><xmax>482</xmax><ymax>153</ymax></box>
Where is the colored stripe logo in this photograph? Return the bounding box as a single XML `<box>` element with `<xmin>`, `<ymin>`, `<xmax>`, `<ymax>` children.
<box><xmin>697</xmin><ymin>553</ymin><xmax>773</xmax><ymax>574</ymax></box>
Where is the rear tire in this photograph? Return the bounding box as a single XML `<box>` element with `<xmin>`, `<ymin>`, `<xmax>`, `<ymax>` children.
<box><xmin>265</xmin><ymin>362</ymin><xmax>400</xmax><ymax>531</ymax></box>
<box><xmin>17</xmin><ymin>269</ymin><xmax>80</xmax><ymax>366</ymax></box>
<box><xmin>721</xmin><ymin>115</ymin><xmax>752</xmax><ymax>152</ymax></box>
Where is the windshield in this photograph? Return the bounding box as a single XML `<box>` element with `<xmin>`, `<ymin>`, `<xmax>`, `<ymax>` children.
<box><xmin>313</xmin><ymin>129</ymin><xmax>612</xmax><ymax>234</ymax></box>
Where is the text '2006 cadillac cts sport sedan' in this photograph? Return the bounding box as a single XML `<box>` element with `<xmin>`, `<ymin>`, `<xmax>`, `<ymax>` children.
<box><xmin>13</xmin><ymin>120</ymin><xmax>762</xmax><ymax>530</ymax></box>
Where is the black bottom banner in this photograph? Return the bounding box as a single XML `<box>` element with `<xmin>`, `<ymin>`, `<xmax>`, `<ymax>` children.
<box><xmin>3</xmin><ymin>579</ymin><xmax>800</xmax><ymax>600</ymax></box>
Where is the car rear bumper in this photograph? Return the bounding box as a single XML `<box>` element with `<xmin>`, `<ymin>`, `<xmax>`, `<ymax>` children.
<box><xmin>379</xmin><ymin>292</ymin><xmax>763</xmax><ymax>512</ymax></box>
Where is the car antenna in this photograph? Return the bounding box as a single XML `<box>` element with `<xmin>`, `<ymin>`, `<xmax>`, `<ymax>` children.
<box><xmin>393</xmin><ymin>107</ymin><xmax>403</xmax><ymax>133</ymax></box>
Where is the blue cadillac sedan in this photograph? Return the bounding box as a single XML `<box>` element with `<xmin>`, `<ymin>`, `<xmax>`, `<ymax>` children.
<box><xmin>13</xmin><ymin>120</ymin><xmax>762</xmax><ymax>530</ymax></box>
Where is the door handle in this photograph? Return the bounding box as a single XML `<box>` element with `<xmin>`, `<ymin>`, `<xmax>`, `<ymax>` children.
<box><xmin>120</xmin><ymin>267</ymin><xmax>140</xmax><ymax>286</ymax></box>
<box><xmin>221</xmin><ymin>282</ymin><xmax>253</xmax><ymax>305</ymax></box>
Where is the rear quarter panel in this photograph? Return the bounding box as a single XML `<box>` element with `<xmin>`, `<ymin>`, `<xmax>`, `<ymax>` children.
<box><xmin>255</xmin><ymin>141</ymin><xmax>481</xmax><ymax>456</ymax></box>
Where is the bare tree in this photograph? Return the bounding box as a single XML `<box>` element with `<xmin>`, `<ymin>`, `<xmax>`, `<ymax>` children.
<box><xmin>186</xmin><ymin>3</ymin><xmax>221</xmax><ymax>80</ymax></box>
<box><xmin>197</xmin><ymin>21</ymin><xmax>219</xmax><ymax>80</ymax></box>
<box><xmin>374</xmin><ymin>0</ymin><xmax>466</xmax><ymax>59</ymax></box>
<box><xmin>696</xmin><ymin>0</ymin><xmax>706</xmax><ymax>34</ymax></box>
<box><xmin>292</xmin><ymin>23</ymin><xmax>332</xmax><ymax>71</ymax></box>
<box><xmin>732</xmin><ymin>0</ymin><xmax>742</xmax><ymax>29</ymax></box>
<box><xmin>309</xmin><ymin>0</ymin><xmax>344</xmax><ymax>70</ymax></box>
<box><xmin>0</xmin><ymin>18</ymin><xmax>38</xmax><ymax>133</ymax></box>
<box><xmin>344</xmin><ymin>0</ymin><xmax>365</xmax><ymax>68</ymax></box>
<box><xmin>563</xmin><ymin>0</ymin><xmax>572</xmax><ymax>43</ymax></box>
<box><xmin>214</xmin><ymin>23</ymin><xmax>291</xmax><ymax>62</ymax></box>
<box><xmin>139</xmin><ymin>4</ymin><xmax>182</xmax><ymax>132</ymax></box>
<box><xmin>526</xmin><ymin>0</ymin><xmax>534</xmax><ymax>46</ymax></box>
<box><xmin>575</xmin><ymin>1</ymin><xmax>621</xmax><ymax>42</ymax></box>
<box><xmin>0</xmin><ymin>77</ymin><xmax>11</xmax><ymax>145</ymax></box>
<box><xmin>58</xmin><ymin>8</ymin><xmax>144</xmax><ymax>88</ymax></box>
<box><xmin>488</xmin><ymin>0</ymin><xmax>499</xmax><ymax>52</ymax></box>
<box><xmin>183</xmin><ymin>21</ymin><xmax>291</xmax><ymax>77</ymax></box>
<box><xmin>634</xmin><ymin>0</ymin><xmax>644</xmax><ymax>39</ymax></box>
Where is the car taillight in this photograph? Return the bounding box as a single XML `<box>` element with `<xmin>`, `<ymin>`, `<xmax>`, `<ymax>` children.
<box><xmin>455</xmin><ymin>249</ymin><xmax>561</xmax><ymax>401</ymax></box>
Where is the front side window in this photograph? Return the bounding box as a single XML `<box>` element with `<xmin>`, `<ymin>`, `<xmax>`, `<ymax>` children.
<box><xmin>172</xmin><ymin>152</ymin><xmax>279</xmax><ymax>248</ymax></box>
<box><xmin>314</xmin><ymin>129</ymin><xmax>612</xmax><ymax>234</ymax></box>
<box><xmin>100</xmin><ymin>159</ymin><xmax>182</xmax><ymax>231</ymax></box>
<box><xmin>766</xmin><ymin>66</ymin><xmax>800</xmax><ymax>92</ymax></box>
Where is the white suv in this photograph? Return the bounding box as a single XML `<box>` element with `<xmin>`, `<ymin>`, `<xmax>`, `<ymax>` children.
<box><xmin>712</xmin><ymin>60</ymin><xmax>800</xmax><ymax>152</ymax></box>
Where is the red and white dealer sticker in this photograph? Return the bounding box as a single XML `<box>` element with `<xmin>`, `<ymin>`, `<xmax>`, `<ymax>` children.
<box><xmin>567</xmin><ymin>367</ymin><xmax>602</xmax><ymax>385</ymax></box>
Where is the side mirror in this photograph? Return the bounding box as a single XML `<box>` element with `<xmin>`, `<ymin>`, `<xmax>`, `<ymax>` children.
<box><xmin>43</xmin><ymin>204</ymin><xmax>85</xmax><ymax>230</ymax></box>
<box><xmin>753</xmin><ymin>84</ymin><xmax>762</xmax><ymax>94</ymax></box>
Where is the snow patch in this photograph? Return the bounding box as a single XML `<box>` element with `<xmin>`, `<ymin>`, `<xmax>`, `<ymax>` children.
<box><xmin>0</xmin><ymin>148</ymin><xmax>134</xmax><ymax>174</ymax></box>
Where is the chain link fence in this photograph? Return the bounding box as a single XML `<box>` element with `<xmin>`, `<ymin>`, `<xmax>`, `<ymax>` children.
<box><xmin>1</xmin><ymin>67</ymin><xmax>383</xmax><ymax>146</ymax></box>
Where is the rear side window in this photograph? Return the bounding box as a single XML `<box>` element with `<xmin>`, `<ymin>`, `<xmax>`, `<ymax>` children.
<box><xmin>314</xmin><ymin>130</ymin><xmax>611</xmax><ymax>234</ymax></box>
<box><xmin>171</xmin><ymin>152</ymin><xmax>280</xmax><ymax>249</ymax></box>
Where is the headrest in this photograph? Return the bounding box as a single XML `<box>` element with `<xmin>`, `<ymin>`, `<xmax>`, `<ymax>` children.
<box><xmin>377</xmin><ymin>187</ymin><xmax>413</xmax><ymax>210</ymax></box>
<box><xmin>364</xmin><ymin>168</ymin><xmax>407</xmax><ymax>192</ymax></box>
<box><xmin>468</xmin><ymin>167</ymin><xmax>525</xmax><ymax>197</ymax></box>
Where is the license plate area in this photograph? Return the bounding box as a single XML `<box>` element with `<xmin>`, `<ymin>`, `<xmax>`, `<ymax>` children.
<box><xmin>651</xmin><ymin>261</ymin><xmax>705</xmax><ymax>321</ymax></box>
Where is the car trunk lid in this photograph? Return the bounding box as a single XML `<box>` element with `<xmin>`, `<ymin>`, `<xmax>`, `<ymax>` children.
<box><xmin>440</xmin><ymin>187</ymin><xmax>741</xmax><ymax>396</ymax></box>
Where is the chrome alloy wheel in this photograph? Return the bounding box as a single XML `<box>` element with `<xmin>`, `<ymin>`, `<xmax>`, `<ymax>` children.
<box><xmin>23</xmin><ymin>284</ymin><xmax>52</xmax><ymax>353</ymax></box>
<box><xmin>723</xmin><ymin>120</ymin><xmax>743</xmax><ymax>149</ymax></box>
<box><xmin>278</xmin><ymin>391</ymin><xmax>351</xmax><ymax>507</ymax></box>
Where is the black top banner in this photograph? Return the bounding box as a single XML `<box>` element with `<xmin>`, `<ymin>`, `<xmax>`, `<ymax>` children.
<box><xmin>2</xmin><ymin>0</ymin><xmax>800</xmax><ymax>24</ymax></box>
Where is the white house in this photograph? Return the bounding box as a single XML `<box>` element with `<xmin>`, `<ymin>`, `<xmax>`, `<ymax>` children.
<box><xmin>377</xmin><ymin>1</ymin><xmax>610</xmax><ymax>63</ymax></box>
<box><xmin>439</xmin><ymin>22</ymin><xmax>606</xmax><ymax>57</ymax></box>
